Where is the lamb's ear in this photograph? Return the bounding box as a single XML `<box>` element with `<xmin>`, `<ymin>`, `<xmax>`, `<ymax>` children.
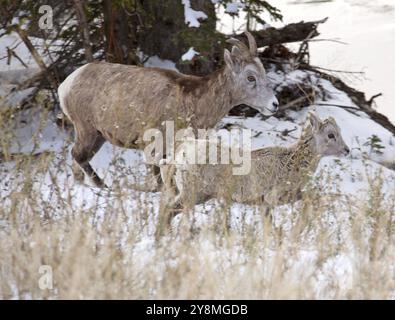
<box><xmin>328</xmin><ymin>116</ymin><xmax>337</xmax><ymax>126</ymax></box>
<box><xmin>307</xmin><ymin>112</ymin><xmax>321</xmax><ymax>131</ymax></box>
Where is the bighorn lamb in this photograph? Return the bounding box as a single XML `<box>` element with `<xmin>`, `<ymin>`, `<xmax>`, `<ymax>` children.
<box><xmin>58</xmin><ymin>32</ymin><xmax>278</xmax><ymax>187</ymax></box>
<box><xmin>161</xmin><ymin>113</ymin><xmax>350</xmax><ymax>208</ymax></box>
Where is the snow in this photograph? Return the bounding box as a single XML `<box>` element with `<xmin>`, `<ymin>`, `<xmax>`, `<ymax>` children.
<box><xmin>0</xmin><ymin>32</ymin><xmax>61</xmax><ymax>109</ymax></box>
<box><xmin>181</xmin><ymin>47</ymin><xmax>199</xmax><ymax>61</ymax></box>
<box><xmin>0</xmin><ymin>32</ymin><xmax>35</xmax><ymax>70</ymax></box>
<box><xmin>0</xmin><ymin>68</ymin><xmax>40</xmax><ymax>83</ymax></box>
<box><xmin>182</xmin><ymin>0</ymin><xmax>208</xmax><ymax>28</ymax></box>
<box><xmin>5</xmin><ymin>107</ymin><xmax>69</xmax><ymax>155</ymax></box>
<box><xmin>0</xmin><ymin>68</ymin><xmax>40</xmax><ymax>110</ymax></box>
<box><xmin>2</xmin><ymin>87</ymin><xmax>37</xmax><ymax>108</ymax></box>
<box><xmin>225</xmin><ymin>2</ymin><xmax>245</xmax><ymax>14</ymax></box>
<box><xmin>143</xmin><ymin>55</ymin><xmax>177</xmax><ymax>71</ymax></box>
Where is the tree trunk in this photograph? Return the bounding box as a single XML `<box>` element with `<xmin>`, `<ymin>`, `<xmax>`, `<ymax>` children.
<box><xmin>73</xmin><ymin>0</ymin><xmax>94</xmax><ymax>63</ymax></box>
<box><xmin>138</xmin><ymin>0</ymin><xmax>218</xmax><ymax>75</ymax></box>
<box><xmin>102</xmin><ymin>0</ymin><xmax>139</xmax><ymax>64</ymax></box>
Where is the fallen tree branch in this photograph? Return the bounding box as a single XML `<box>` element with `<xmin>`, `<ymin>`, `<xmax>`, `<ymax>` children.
<box><xmin>235</xmin><ymin>17</ymin><xmax>328</xmax><ymax>48</ymax></box>
<box><xmin>303</xmin><ymin>64</ymin><xmax>395</xmax><ymax>135</ymax></box>
<box><xmin>279</xmin><ymin>95</ymin><xmax>361</xmax><ymax>116</ymax></box>
<box><xmin>279</xmin><ymin>95</ymin><xmax>312</xmax><ymax>111</ymax></box>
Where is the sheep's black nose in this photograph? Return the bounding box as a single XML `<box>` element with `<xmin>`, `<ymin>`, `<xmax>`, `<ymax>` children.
<box><xmin>345</xmin><ymin>147</ymin><xmax>350</xmax><ymax>154</ymax></box>
<box><xmin>272</xmin><ymin>101</ymin><xmax>279</xmax><ymax>111</ymax></box>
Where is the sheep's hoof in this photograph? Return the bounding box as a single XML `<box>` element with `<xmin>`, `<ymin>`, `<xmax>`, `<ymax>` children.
<box><xmin>91</xmin><ymin>176</ymin><xmax>108</xmax><ymax>189</ymax></box>
<box><xmin>72</xmin><ymin>165</ymin><xmax>85</xmax><ymax>183</ymax></box>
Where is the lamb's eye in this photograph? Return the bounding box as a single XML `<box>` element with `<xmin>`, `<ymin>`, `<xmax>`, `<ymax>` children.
<box><xmin>328</xmin><ymin>133</ymin><xmax>335</xmax><ymax>139</ymax></box>
<box><xmin>247</xmin><ymin>76</ymin><xmax>256</xmax><ymax>82</ymax></box>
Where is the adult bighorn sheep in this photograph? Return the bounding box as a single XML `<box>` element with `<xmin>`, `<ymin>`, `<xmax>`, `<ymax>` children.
<box><xmin>160</xmin><ymin>112</ymin><xmax>350</xmax><ymax>209</ymax></box>
<box><xmin>58</xmin><ymin>32</ymin><xmax>278</xmax><ymax>187</ymax></box>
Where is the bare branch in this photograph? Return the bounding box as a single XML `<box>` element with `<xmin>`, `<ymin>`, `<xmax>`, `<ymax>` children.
<box><xmin>308</xmin><ymin>65</ymin><xmax>365</xmax><ymax>75</ymax></box>
<box><xmin>368</xmin><ymin>93</ymin><xmax>383</xmax><ymax>106</ymax></box>
<box><xmin>14</xmin><ymin>26</ymin><xmax>59</xmax><ymax>88</ymax></box>
<box><xmin>6</xmin><ymin>47</ymin><xmax>28</xmax><ymax>68</ymax></box>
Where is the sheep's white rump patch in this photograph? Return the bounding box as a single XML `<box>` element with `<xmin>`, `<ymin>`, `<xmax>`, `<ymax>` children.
<box><xmin>58</xmin><ymin>64</ymin><xmax>90</xmax><ymax>119</ymax></box>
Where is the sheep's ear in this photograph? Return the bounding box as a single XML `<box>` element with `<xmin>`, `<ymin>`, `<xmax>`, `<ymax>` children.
<box><xmin>231</xmin><ymin>45</ymin><xmax>242</xmax><ymax>57</ymax></box>
<box><xmin>307</xmin><ymin>112</ymin><xmax>321</xmax><ymax>131</ymax></box>
<box><xmin>224</xmin><ymin>48</ymin><xmax>241</xmax><ymax>74</ymax></box>
<box><xmin>224</xmin><ymin>49</ymin><xmax>234</xmax><ymax>71</ymax></box>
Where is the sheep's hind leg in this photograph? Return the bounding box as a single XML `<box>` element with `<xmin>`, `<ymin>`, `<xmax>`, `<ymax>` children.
<box><xmin>72</xmin><ymin>130</ymin><xmax>106</xmax><ymax>188</ymax></box>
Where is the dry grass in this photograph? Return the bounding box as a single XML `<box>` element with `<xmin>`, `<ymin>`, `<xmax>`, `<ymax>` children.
<box><xmin>0</xmin><ymin>108</ymin><xmax>395</xmax><ymax>300</ymax></box>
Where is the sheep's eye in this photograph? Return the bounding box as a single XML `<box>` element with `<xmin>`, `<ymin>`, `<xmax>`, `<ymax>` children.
<box><xmin>247</xmin><ymin>76</ymin><xmax>256</xmax><ymax>82</ymax></box>
<box><xmin>328</xmin><ymin>133</ymin><xmax>335</xmax><ymax>139</ymax></box>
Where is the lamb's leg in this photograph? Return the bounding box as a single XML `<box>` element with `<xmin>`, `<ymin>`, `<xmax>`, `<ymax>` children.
<box><xmin>159</xmin><ymin>163</ymin><xmax>182</xmax><ymax>209</ymax></box>
<box><xmin>160</xmin><ymin>163</ymin><xmax>189</xmax><ymax>225</ymax></box>
<box><xmin>72</xmin><ymin>129</ymin><xmax>106</xmax><ymax>187</ymax></box>
<box><xmin>261</xmin><ymin>193</ymin><xmax>275</xmax><ymax>224</ymax></box>
<box><xmin>139</xmin><ymin>165</ymin><xmax>162</xmax><ymax>191</ymax></box>
<box><xmin>152</xmin><ymin>165</ymin><xmax>162</xmax><ymax>185</ymax></box>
